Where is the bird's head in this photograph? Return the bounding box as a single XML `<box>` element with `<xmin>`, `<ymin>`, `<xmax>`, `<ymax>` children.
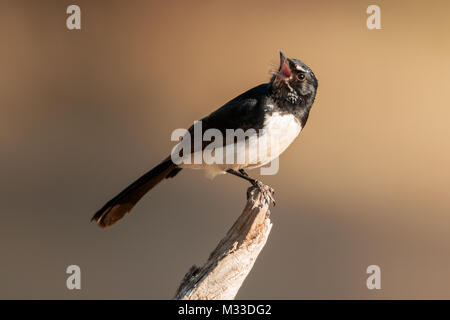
<box><xmin>270</xmin><ymin>51</ymin><xmax>318</xmax><ymax>106</ymax></box>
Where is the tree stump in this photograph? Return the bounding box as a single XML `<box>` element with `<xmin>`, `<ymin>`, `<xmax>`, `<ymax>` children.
<box><xmin>174</xmin><ymin>186</ymin><xmax>274</xmax><ymax>300</ymax></box>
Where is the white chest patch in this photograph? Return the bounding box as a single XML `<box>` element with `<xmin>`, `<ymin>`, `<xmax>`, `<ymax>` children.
<box><xmin>254</xmin><ymin>112</ymin><xmax>302</xmax><ymax>166</ymax></box>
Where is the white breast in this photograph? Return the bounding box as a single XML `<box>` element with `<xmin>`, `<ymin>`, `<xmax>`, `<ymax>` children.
<box><xmin>250</xmin><ymin>112</ymin><xmax>301</xmax><ymax>167</ymax></box>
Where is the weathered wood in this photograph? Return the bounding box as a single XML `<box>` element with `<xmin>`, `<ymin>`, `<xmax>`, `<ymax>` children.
<box><xmin>174</xmin><ymin>185</ymin><xmax>274</xmax><ymax>300</ymax></box>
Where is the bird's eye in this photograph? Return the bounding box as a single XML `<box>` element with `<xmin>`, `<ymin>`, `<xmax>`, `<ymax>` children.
<box><xmin>297</xmin><ymin>73</ymin><xmax>306</xmax><ymax>81</ymax></box>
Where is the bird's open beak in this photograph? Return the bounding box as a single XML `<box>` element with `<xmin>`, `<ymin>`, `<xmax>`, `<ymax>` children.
<box><xmin>278</xmin><ymin>51</ymin><xmax>292</xmax><ymax>80</ymax></box>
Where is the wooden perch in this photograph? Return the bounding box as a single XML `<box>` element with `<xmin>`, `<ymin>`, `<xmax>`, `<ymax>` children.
<box><xmin>174</xmin><ymin>185</ymin><xmax>274</xmax><ymax>300</ymax></box>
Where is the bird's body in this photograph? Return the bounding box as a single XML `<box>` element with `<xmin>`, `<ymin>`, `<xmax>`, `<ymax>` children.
<box><xmin>92</xmin><ymin>51</ymin><xmax>318</xmax><ymax>228</ymax></box>
<box><xmin>180</xmin><ymin>84</ymin><xmax>307</xmax><ymax>178</ymax></box>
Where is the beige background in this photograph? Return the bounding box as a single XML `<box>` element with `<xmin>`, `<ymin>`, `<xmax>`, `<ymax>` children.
<box><xmin>1</xmin><ymin>0</ymin><xmax>449</xmax><ymax>299</ymax></box>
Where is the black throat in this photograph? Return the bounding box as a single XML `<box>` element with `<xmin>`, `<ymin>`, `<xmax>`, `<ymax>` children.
<box><xmin>267</xmin><ymin>82</ymin><xmax>314</xmax><ymax>128</ymax></box>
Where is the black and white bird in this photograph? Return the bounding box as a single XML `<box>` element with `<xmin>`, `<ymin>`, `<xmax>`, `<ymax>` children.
<box><xmin>92</xmin><ymin>51</ymin><xmax>318</xmax><ymax>228</ymax></box>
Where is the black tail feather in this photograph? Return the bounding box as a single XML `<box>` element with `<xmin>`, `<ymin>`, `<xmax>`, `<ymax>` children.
<box><xmin>92</xmin><ymin>157</ymin><xmax>179</xmax><ymax>228</ymax></box>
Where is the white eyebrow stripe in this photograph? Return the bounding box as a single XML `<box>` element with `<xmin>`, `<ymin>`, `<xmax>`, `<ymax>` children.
<box><xmin>295</xmin><ymin>65</ymin><xmax>307</xmax><ymax>72</ymax></box>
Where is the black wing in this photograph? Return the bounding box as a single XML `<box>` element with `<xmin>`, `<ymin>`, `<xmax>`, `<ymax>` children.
<box><xmin>187</xmin><ymin>83</ymin><xmax>269</xmax><ymax>142</ymax></box>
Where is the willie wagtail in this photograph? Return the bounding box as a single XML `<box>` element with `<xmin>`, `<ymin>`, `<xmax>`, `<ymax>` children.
<box><xmin>92</xmin><ymin>51</ymin><xmax>318</xmax><ymax>228</ymax></box>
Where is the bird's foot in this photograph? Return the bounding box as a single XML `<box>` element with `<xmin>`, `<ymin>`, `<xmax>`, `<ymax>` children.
<box><xmin>247</xmin><ymin>180</ymin><xmax>276</xmax><ymax>207</ymax></box>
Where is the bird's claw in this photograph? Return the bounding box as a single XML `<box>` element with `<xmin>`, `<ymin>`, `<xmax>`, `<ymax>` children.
<box><xmin>247</xmin><ymin>180</ymin><xmax>276</xmax><ymax>207</ymax></box>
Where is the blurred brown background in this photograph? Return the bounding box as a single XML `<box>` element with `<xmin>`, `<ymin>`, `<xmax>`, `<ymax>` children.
<box><xmin>1</xmin><ymin>0</ymin><xmax>449</xmax><ymax>299</ymax></box>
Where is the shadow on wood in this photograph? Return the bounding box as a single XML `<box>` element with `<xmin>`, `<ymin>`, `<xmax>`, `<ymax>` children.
<box><xmin>174</xmin><ymin>185</ymin><xmax>274</xmax><ymax>300</ymax></box>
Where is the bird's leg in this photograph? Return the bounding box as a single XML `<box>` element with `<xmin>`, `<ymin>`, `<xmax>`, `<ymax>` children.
<box><xmin>238</xmin><ymin>169</ymin><xmax>275</xmax><ymax>203</ymax></box>
<box><xmin>239</xmin><ymin>169</ymin><xmax>249</xmax><ymax>177</ymax></box>
<box><xmin>226</xmin><ymin>169</ymin><xmax>257</xmax><ymax>184</ymax></box>
<box><xmin>226</xmin><ymin>169</ymin><xmax>275</xmax><ymax>206</ymax></box>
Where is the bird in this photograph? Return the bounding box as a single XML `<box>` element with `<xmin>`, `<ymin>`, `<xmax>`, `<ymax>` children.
<box><xmin>92</xmin><ymin>51</ymin><xmax>318</xmax><ymax>228</ymax></box>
